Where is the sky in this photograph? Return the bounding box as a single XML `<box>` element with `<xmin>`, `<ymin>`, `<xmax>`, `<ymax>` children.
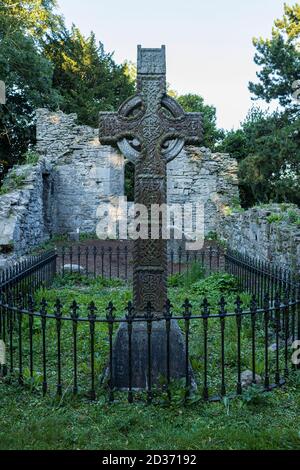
<box><xmin>56</xmin><ymin>0</ymin><xmax>294</xmax><ymax>130</ymax></box>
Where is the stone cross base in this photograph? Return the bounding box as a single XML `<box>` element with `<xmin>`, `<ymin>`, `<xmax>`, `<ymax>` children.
<box><xmin>111</xmin><ymin>321</ymin><xmax>190</xmax><ymax>390</ymax></box>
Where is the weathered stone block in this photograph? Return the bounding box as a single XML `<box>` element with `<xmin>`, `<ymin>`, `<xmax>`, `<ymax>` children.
<box><xmin>111</xmin><ymin>320</ymin><xmax>190</xmax><ymax>390</ymax></box>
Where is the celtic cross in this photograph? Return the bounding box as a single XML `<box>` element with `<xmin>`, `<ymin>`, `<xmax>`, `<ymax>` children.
<box><xmin>99</xmin><ymin>45</ymin><xmax>203</xmax><ymax>316</ymax></box>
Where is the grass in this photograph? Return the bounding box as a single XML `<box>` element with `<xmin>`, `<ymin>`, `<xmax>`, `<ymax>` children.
<box><xmin>0</xmin><ymin>270</ymin><xmax>299</xmax><ymax>450</ymax></box>
<box><xmin>0</xmin><ymin>378</ymin><xmax>299</xmax><ymax>450</ymax></box>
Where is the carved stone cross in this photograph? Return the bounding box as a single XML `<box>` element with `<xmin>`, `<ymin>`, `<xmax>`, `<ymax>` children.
<box><xmin>99</xmin><ymin>46</ymin><xmax>203</xmax><ymax>316</ymax></box>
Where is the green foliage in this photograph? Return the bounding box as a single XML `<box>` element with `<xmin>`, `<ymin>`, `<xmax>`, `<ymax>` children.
<box><xmin>0</xmin><ymin>170</ymin><xmax>27</xmax><ymax>195</ymax></box>
<box><xmin>168</xmin><ymin>263</ymin><xmax>205</xmax><ymax>288</ymax></box>
<box><xmin>266</xmin><ymin>207</ymin><xmax>300</xmax><ymax>226</ymax></box>
<box><xmin>0</xmin><ymin>1</ymin><xmax>134</xmax><ymax>183</ymax></box>
<box><xmin>177</xmin><ymin>94</ymin><xmax>224</xmax><ymax>150</ymax></box>
<box><xmin>51</xmin><ymin>273</ymin><xmax>125</xmax><ymax>290</ymax></box>
<box><xmin>2</xmin><ymin>270</ymin><xmax>300</xmax><ymax>450</ymax></box>
<box><xmin>79</xmin><ymin>232</ymin><xmax>97</xmax><ymax>241</ymax></box>
<box><xmin>0</xmin><ymin>268</ymin><xmax>299</xmax><ymax>449</ymax></box>
<box><xmin>22</xmin><ymin>150</ymin><xmax>40</xmax><ymax>165</ymax></box>
<box><xmin>287</xmin><ymin>209</ymin><xmax>299</xmax><ymax>224</ymax></box>
<box><xmin>167</xmin><ymin>273</ymin><xmax>183</xmax><ymax>288</ymax></box>
<box><xmin>220</xmin><ymin>108</ymin><xmax>300</xmax><ymax>207</ymax></box>
<box><xmin>0</xmin><ymin>1</ymin><xmax>61</xmax><ymax>176</ymax></box>
<box><xmin>44</xmin><ymin>26</ymin><xmax>134</xmax><ymax>127</ymax></box>
<box><xmin>0</xmin><ymin>381</ymin><xmax>300</xmax><ymax>449</ymax></box>
<box><xmin>191</xmin><ymin>273</ymin><xmax>239</xmax><ymax>297</ymax></box>
<box><xmin>267</xmin><ymin>213</ymin><xmax>284</xmax><ymax>224</ymax></box>
<box><xmin>219</xmin><ymin>129</ymin><xmax>248</xmax><ymax>162</ymax></box>
<box><xmin>241</xmin><ymin>385</ymin><xmax>270</xmax><ymax>406</ymax></box>
<box><xmin>205</xmin><ymin>231</ymin><xmax>218</xmax><ymax>241</ymax></box>
<box><xmin>29</xmin><ymin>234</ymin><xmax>69</xmax><ymax>254</ymax></box>
<box><xmin>249</xmin><ymin>3</ymin><xmax>300</xmax><ymax>109</ymax></box>
<box><xmin>219</xmin><ymin>5</ymin><xmax>300</xmax><ymax>208</ymax></box>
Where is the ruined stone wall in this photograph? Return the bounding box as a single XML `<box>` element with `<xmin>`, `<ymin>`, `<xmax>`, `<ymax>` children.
<box><xmin>167</xmin><ymin>146</ymin><xmax>239</xmax><ymax>236</ymax></box>
<box><xmin>36</xmin><ymin>109</ymin><xmax>239</xmax><ymax>239</ymax></box>
<box><xmin>0</xmin><ymin>108</ymin><xmax>240</xmax><ymax>268</ymax></box>
<box><xmin>219</xmin><ymin>204</ymin><xmax>300</xmax><ymax>272</ymax></box>
<box><xmin>35</xmin><ymin>109</ymin><xmax>124</xmax><ymax>236</ymax></box>
<box><xmin>0</xmin><ymin>161</ymin><xmax>51</xmax><ymax>268</ymax></box>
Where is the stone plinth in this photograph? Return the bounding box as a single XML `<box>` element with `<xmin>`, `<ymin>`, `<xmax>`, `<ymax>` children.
<box><xmin>111</xmin><ymin>320</ymin><xmax>189</xmax><ymax>390</ymax></box>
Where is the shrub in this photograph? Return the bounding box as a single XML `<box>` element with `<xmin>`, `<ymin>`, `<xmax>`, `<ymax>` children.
<box><xmin>192</xmin><ymin>273</ymin><xmax>239</xmax><ymax>296</ymax></box>
<box><xmin>206</xmin><ymin>231</ymin><xmax>218</xmax><ymax>241</ymax></box>
<box><xmin>266</xmin><ymin>213</ymin><xmax>284</xmax><ymax>224</ymax></box>
<box><xmin>287</xmin><ymin>210</ymin><xmax>299</xmax><ymax>224</ymax></box>
<box><xmin>79</xmin><ymin>232</ymin><xmax>97</xmax><ymax>241</ymax></box>
<box><xmin>241</xmin><ymin>384</ymin><xmax>270</xmax><ymax>406</ymax></box>
<box><xmin>52</xmin><ymin>273</ymin><xmax>125</xmax><ymax>289</ymax></box>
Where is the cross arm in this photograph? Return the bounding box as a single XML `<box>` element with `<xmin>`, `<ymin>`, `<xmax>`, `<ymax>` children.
<box><xmin>99</xmin><ymin>112</ymin><xmax>140</xmax><ymax>145</ymax></box>
<box><xmin>161</xmin><ymin>112</ymin><xmax>203</xmax><ymax>145</ymax></box>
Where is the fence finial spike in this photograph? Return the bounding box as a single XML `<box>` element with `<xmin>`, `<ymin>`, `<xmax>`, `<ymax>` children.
<box><xmin>202</xmin><ymin>298</ymin><xmax>210</xmax><ymax>317</ymax></box>
<box><xmin>164</xmin><ymin>299</ymin><xmax>173</xmax><ymax>320</ymax></box>
<box><xmin>183</xmin><ymin>298</ymin><xmax>192</xmax><ymax>319</ymax></box>
<box><xmin>106</xmin><ymin>301</ymin><xmax>116</xmax><ymax>322</ymax></box>
<box><xmin>125</xmin><ymin>301</ymin><xmax>135</xmax><ymax>321</ymax></box>
<box><xmin>235</xmin><ymin>296</ymin><xmax>243</xmax><ymax>314</ymax></box>
<box><xmin>88</xmin><ymin>301</ymin><xmax>97</xmax><ymax>321</ymax></box>
<box><xmin>219</xmin><ymin>296</ymin><xmax>227</xmax><ymax>316</ymax></box>
<box><xmin>145</xmin><ymin>301</ymin><xmax>154</xmax><ymax>321</ymax></box>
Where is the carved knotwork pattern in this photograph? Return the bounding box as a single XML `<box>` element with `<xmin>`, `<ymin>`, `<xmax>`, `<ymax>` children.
<box><xmin>134</xmin><ymin>271</ymin><xmax>167</xmax><ymax>313</ymax></box>
<box><xmin>135</xmin><ymin>177</ymin><xmax>166</xmax><ymax>206</ymax></box>
<box><xmin>134</xmin><ymin>239</ymin><xmax>166</xmax><ymax>267</ymax></box>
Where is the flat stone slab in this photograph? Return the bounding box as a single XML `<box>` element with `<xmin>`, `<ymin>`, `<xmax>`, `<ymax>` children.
<box><xmin>63</xmin><ymin>264</ymin><xmax>85</xmax><ymax>273</ymax></box>
<box><xmin>111</xmin><ymin>320</ymin><xmax>191</xmax><ymax>390</ymax></box>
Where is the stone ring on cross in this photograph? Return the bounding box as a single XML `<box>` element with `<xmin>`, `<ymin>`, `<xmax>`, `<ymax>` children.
<box><xmin>117</xmin><ymin>95</ymin><xmax>185</xmax><ymax>163</ymax></box>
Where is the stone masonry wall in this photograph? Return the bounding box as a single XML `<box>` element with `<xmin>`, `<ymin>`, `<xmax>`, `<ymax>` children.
<box><xmin>36</xmin><ymin>109</ymin><xmax>240</xmax><ymax>239</ymax></box>
<box><xmin>219</xmin><ymin>204</ymin><xmax>300</xmax><ymax>272</ymax></box>
<box><xmin>167</xmin><ymin>146</ymin><xmax>239</xmax><ymax>236</ymax></box>
<box><xmin>0</xmin><ymin>108</ymin><xmax>239</xmax><ymax>268</ymax></box>
<box><xmin>0</xmin><ymin>161</ymin><xmax>51</xmax><ymax>268</ymax></box>
<box><xmin>35</xmin><ymin>108</ymin><xmax>124</xmax><ymax>236</ymax></box>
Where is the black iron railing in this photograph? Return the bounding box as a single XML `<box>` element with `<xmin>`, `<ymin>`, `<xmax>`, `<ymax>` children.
<box><xmin>56</xmin><ymin>245</ymin><xmax>223</xmax><ymax>280</ymax></box>
<box><xmin>225</xmin><ymin>249</ymin><xmax>299</xmax><ymax>307</ymax></box>
<box><xmin>0</xmin><ymin>247</ymin><xmax>299</xmax><ymax>403</ymax></box>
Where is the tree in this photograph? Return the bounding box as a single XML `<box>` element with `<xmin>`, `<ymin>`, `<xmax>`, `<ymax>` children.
<box><xmin>0</xmin><ymin>0</ymin><xmax>61</xmax><ymax>38</ymax></box>
<box><xmin>0</xmin><ymin>2</ymin><xmax>135</xmax><ymax>178</ymax></box>
<box><xmin>220</xmin><ymin>107</ymin><xmax>300</xmax><ymax>207</ymax></box>
<box><xmin>177</xmin><ymin>94</ymin><xmax>223</xmax><ymax>149</ymax></box>
<box><xmin>247</xmin><ymin>4</ymin><xmax>300</xmax><ymax>206</ymax></box>
<box><xmin>249</xmin><ymin>3</ymin><xmax>300</xmax><ymax>111</ymax></box>
<box><xmin>218</xmin><ymin>129</ymin><xmax>248</xmax><ymax>162</ymax></box>
<box><xmin>220</xmin><ymin>4</ymin><xmax>300</xmax><ymax>208</ymax></box>
<box><xmin>44</xmin><ymin>26</ymin><xmax>135</xmax><ymax>126</ymax></box>
<box><xmin>0</xmin><ymin>0</ymin><xmax>61</xmax><ymax>173</ymax></box>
